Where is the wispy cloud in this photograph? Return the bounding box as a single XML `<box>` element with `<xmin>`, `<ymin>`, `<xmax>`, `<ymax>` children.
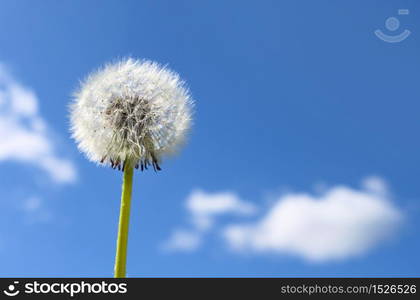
<box><xmin>162</xmin><ymin>229</ymin><xmax>202</xmax><ymax>252</ymax></box>
<box><xmin>187</xmin><ymin>189</ymin><xmax>256</xmax><ymax>231</ymax></box>
<box><xmin>162</xmin><ymin>189</ymin><xmax>256</xmax><ymax>252</ymax></box>
<box><xmin>164</xmin><ymin>177</ymin><xmax>403</xmax><ymax>262</ymax></box>
<box><xmin>0</xmin><ymin>64</ymin><xmax>77</xmax><ymax>183</ymax></box>
<box><xmin>21</xmin><ymin>196</ymin><xmax>52</xmax><ymax>223</ymax></box>
<box><xmin>223</xmin><ymin>176</ymin><xmax>402</xmax><ymax>262</ymax></box>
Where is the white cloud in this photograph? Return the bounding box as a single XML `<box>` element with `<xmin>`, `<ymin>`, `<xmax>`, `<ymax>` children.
<box><xmin>163</xmin><ymin>190</ymin><xmax>256</xmax><ymax>252</ymax></box>
<box><xmin>21</xmin><ymin>196</ymin><xmax>52</xmax><ymax>223</ymax></box>
<box><xmin>162</xmin><ymin>229</ymin><xmax>201</xmax><ymax>252</ymax></box>
<box><xmin>0</xmin><ymin>64</ymin><xmax>77</xmax><ymax>183</ymax></box>
<box><xmin>22</xmin><ymin>196</ymin><xmax>42</xmax><ymax>212</ymax></box>
<box><xmin>223</xmin><ymin>177</ymin><xmax>402</xmax><ymax>262</ymax></box>
<box><xmin>362</xmin><ymin>175</ymin><xmax>388</xmax><ymax>195</ymax></box>
<box><xmin>187</xmin><ymin>189</ymin><xmax>256</xmax><ymax>230</ymax></box>
<box><xmin>187</xmin><ymin>190</ymin><xmax>256</xmax><ymax>216</ymax></box>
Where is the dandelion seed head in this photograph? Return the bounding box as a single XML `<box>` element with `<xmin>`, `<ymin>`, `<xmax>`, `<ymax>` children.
<box><xmin>70</xmin><ymin>58</ymin><xmax>193</xmax><ymax>171</ymax></box>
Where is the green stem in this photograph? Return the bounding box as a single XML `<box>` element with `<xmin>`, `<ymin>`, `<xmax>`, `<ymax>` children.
<box><xmin>114</xmin><ymin>163</ymin><xmax>134</xmax><ymax>278</ymax></box>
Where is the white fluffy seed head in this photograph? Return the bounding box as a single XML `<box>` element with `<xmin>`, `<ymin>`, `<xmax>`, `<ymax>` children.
<box><xmin>70</xmin><ymin>58</ymin><xmax>193</xmax><ymax>171</ymax></box>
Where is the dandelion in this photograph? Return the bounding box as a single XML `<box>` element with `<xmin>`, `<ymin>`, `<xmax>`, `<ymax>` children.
<box><xmin>70</xmin><ymin>58</ymin><xmax>193</xmax><ymax>277</ymax></box>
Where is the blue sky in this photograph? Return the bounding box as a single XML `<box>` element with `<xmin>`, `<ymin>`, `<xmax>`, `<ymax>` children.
<box><xmin>0</xmin><ymin>0</ymin><xmax>419</xmax><ymax>277</ymax></box>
